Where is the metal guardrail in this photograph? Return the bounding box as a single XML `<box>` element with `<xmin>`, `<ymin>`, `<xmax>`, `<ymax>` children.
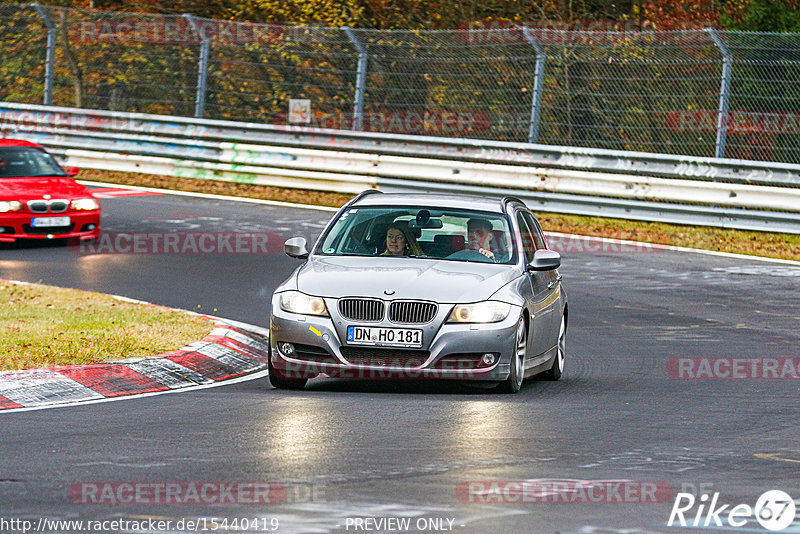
<box><xmin>2</xmin><ymin>102</ymin><xmax>799</xmax><ymax>234</ymax></box>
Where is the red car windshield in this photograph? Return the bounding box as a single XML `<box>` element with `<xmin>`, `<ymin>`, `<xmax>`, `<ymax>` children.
<box><xmin>0</xmin><ymin>147</ymin><xmax>66</xmax><ymax>178</ymax></box>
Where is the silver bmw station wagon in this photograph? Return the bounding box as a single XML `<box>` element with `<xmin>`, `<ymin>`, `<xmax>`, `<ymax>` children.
<box><xmin>268</xmin><ymin>191</ymin><xmax>567</xmax><ymax>393</ymax></box>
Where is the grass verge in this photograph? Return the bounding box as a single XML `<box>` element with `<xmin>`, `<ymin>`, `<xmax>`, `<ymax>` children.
<box><xmin>0</xmin><ymin>281</ymin><xmax>214</xmax><ymax>371</ymax></box>
<box><xmin>79</xmin><ymin>169</ymin><xmax>800</xmax><ymax>262</ymax></box>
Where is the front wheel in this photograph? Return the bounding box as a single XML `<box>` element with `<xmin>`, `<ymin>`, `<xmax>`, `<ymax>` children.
<box><xmin>268</xmin><ymin>348</ymin><xmax>308</xmax><ymax>390</ymax></box>
<box><xmin>541</xmin><ymin>315</ymin><xmax>566</xmax><ymax>381</ymax></box>
<box><xmin>498</xmin><ymin>317</ymin><xmax>526</xmax><ymax>393</ymax></box>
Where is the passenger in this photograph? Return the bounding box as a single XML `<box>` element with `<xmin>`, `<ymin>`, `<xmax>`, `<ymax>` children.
<box><xmin>467</xmin><ymin>217</ymin><xmax>496</xmax><ymax>261</ymax></box>
<box><xmin>381</xmin><ymin>221</ymin><xmax>423</xmax><ymax>256</ymax></box>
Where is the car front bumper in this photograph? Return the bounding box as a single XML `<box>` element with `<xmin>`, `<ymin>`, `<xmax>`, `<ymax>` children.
<box><xmin>0</xmin><ymin>211</ymin><xmax>100</xmax><ymax>242</ymax></box>
<box><xmin>269</xmin><ymin>294</ymin><xmax>520</xmax><ymax>382</ymax></box>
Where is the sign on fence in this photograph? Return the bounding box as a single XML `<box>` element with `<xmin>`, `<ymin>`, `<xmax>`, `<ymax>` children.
<box><xmin>288</xmin><ymin>100</ymin><xmax>311</xmax><ymax>124</ymax></box>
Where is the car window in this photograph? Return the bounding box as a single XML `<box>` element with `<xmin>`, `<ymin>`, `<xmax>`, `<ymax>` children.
<box><xmin>0</xmin><ymin>147</ymin><xmax>66</xmax><ymax>178</ymax></box>
<box><xmin>522</xmin><ymin>211</ymin><xmax>547</xmax><ymax>250</ymax></box>
<box><xmin>317</xmin><ymin>208</ymin><xmax>374</xmax><ymax>255</ymax></box>
<box><xmin>316</xmin><ymin>206</ymin><xmax>516</xmax><ymax>264</ymax></box>
<box><xmin>516</xmin><ymin>212</ymin><xmax>537</xmax><ymax>262</ymax></box>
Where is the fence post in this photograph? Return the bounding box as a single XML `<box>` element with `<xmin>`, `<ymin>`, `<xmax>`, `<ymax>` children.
<box><xmin>342</xmin><ymin>26</ymin><xmax>367</xmax><ymax>131</ymax></box>
<box><xmin>31</xmin><ymin>3</ymin><xmax>56</xmax><ymax>106</ymax></box>
<box><xmin>521</xmin><ymin>26</ymin><xmax>546</xmax><ymax>144</ymax></box>
<box><xmin>706</xmin><ymin>28</ymin><xmax>733</xmax><ymax>159</ymax></box>
<box><xmin>184</xmin><ymin>14</ymin><xmax>210</xmax><ymax>118</ymax></box>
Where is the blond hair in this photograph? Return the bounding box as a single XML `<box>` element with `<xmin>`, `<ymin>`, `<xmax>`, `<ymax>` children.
<box><xmin>382</xmin><ymin>222</ymin><xmax>423</xmax><ymax>256</ymax></box>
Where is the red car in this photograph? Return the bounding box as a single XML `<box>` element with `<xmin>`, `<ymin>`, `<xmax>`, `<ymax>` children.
<box><xmin>0</xmin><ymin>139</ymin><xmax>100</xmax><ymax>242</ymax></box>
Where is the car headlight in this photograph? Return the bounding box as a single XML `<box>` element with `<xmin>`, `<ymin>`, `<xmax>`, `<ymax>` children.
<box><xmin>279</xmin><ymin>291</ymin><xmax>329</xmax><ymax>316</ymax></box>
<box><xmin>447</xmin><ymin>301</ymin><xmax>511</xmax><ymax>323</ymax></box>
<box><xmin>71</xmin><ymin>198</ymin><xmax>100</xmax><ymax>211</ymax></box>
<box><xmin>0</xmin><ymin>201</ymin><xmax>22</xmax><ymax>213</ymax></box>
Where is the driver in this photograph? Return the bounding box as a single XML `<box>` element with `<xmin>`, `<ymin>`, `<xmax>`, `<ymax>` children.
<box><xmin>467</xmin><ymin>218</ymin><xmax>496</xmax><ymax>261</ymax></box>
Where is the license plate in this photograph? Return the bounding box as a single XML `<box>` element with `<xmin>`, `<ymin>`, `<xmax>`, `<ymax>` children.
<box><xmin>346</xmin><ymin>326</ymin><xmax>423</xmax><ymax>348</ymax></box>
<box><xmin>31</xmin><ymin>216</ymin><xmax>71</xmax><ymax>228</ymax></box>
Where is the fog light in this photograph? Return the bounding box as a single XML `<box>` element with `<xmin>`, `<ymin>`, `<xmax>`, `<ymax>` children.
<box><xmin>482</xmin><ymin>353</ymin><xmax>496</xmax><ymax>365</ymax></box>
<box><xmin>279</xmin><ymin>342</ymin><xmax>295</xmax><ymax>356</ymax></box>
<box><xmin>86</xmin><ymin>224</ymin><xmax>96</xmax><ymax>230</ymax></box>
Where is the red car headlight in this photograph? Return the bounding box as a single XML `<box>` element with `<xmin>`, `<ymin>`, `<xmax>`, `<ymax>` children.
<box><xmin>70</xmin><ymin>198</ymin><xmax>100</xmax><ymax>211</ymax></box>
<box><xmin>0</xmin><ymin>201</ymin><xmax>23</xmax><ymax>213</ymax></box>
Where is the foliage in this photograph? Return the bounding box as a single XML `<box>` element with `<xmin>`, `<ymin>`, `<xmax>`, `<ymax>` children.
<box><xmin>720</xmin><ymin>0</ymin><xmax>800</xmax><ymax>31</ymax></box>
<box><xmin>635</xmin><ymin>0</ymin><xmax>720</xmax><ymax>29</ymax></box>
<box><xmin>5</xmin><ymin>0</ymin><xmax>800</xmax><ymax>31</ymax></box>
<box><xmin>230</xmin><ymin>0</ymin><xmax>362</xmax><ymax>27</ymax></box>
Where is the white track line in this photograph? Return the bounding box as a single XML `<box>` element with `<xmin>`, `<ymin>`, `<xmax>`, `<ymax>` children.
<box><xmin>78</xmin><ymin>179</ymin><xmax>339</xmax><ymax>212</ymax></box>
<box><xmin>83</xmin><ymin>180</ymin><xmax>800</xmax><ymax>266</ymax></box>
<box><xmin>108</xmin><ymin>294</ymin><xmax>270</xmax><ymax>336</ymax></box>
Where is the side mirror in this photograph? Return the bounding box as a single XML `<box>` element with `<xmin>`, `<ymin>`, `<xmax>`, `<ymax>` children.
<box><xmin>284</xmin><ymin>237</ymin><xmax>309</xmax><ymax>259</ymax></box>
<box><xmin>527</xmin><ymin>249</ymin><xmax>561</xmax><ymax>271</ymax></box>
<box><xmin>66</xmin><ymin>167</ymin><xmax>80</xmax><ymax>177</ymax></box>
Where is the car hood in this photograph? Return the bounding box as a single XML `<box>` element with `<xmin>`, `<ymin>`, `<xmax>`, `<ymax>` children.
<box><xmin>295</xmin><ymin>256</ymin><xmax>521</xmax><ymax>302</ymax></box>
<box><xmin>0</xmin><ymin>176</ymin><xmax>89</xmax><ymax>199</ymax></box>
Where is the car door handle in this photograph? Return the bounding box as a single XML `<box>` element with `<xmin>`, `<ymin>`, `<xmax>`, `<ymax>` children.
<box><xmin>547</xmin><ymin>275</ymin><xmax>562</xmax><ymax>290</ymax></box>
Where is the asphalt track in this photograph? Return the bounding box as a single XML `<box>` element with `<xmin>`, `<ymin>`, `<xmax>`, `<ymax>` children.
<box><xmin>1</xmin><ymin>185</ymin><xmax>799</xmax><ymax>534</ymax></box>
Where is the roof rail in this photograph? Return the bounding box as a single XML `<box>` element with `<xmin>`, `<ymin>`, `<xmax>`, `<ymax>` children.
<box><xmin>501</xmin><ymin>196</ymin><xmax>526</xmax><ymax>211</ymax></box>
<box><xmin>352</xmin><ymin>189</ymin><xmax>383</xmax><ymax>201</ymax></box>
<box><xmin>341</xmin><ymin>189</ymin><xmax>382</xmax><ymax>209</ymax></box>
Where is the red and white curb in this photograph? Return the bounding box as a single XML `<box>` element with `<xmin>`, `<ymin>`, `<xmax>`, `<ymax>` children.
<box><xmin>89</xmin><ymin>187</ymin><xmax>163</xmax><ymax>198</ymax></box>
<box><xmin>0</xmin><ymin>323</ymin><xmax>269</xmax><ymax>411</ymax></box>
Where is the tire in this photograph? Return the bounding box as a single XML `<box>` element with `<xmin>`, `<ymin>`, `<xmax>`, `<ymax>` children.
<box><xmin>541</xmin><ymin>314</ymin><xmax>566</xmax><ymax>381</ymax></box>
<box><xmin>268</xmin><ymin>346</ymin><xmax>308</xmax><ymax>390</ymax></box>
<box><xmin>498</xmin><ymin>316</ymin><xmax>527</xmax><ymax>393</ymax></box>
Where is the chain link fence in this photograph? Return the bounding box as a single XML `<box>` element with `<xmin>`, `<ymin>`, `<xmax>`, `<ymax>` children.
<box><xmin>1</xmin><ymin>4</ymin><xmax>799</xmax><ymax>163</ymax></box>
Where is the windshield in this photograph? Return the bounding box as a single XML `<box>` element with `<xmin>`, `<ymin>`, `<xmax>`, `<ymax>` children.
<box><xmin>316</xmin><ymin>206</ymin><xmax>516</xmax><ymax>264</ymax></box>
<box><xmin>0</xmin><ymin>147</ymin><xmax>66</xmax><ymax>178</ymax></box>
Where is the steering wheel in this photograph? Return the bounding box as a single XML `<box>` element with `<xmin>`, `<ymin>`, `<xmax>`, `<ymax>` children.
<box><xmin>445</xmin><ymin>249</ymin><xmax>495</xmax><ymax>263</ymax></box>
<box><xmin>342</xmin><ymin>237</ymin><xmax>371</xmax><ymax>255</ymax></box>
